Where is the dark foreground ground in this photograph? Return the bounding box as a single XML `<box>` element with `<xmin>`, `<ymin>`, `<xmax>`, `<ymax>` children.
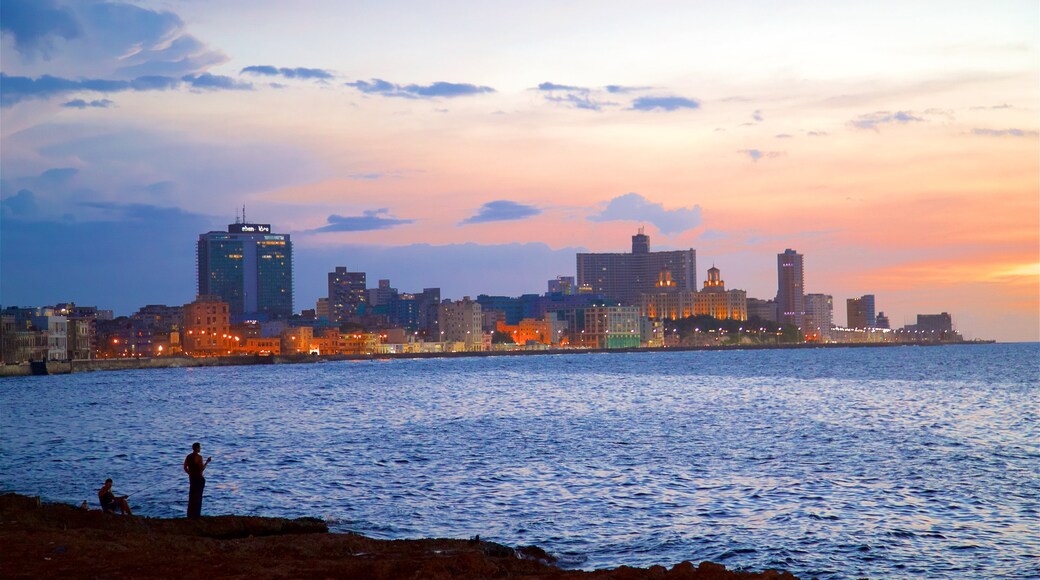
<box><xmin>0</xmin><ymin>493</ymin><xmax>800</xmax><ymax>579</ymax></box>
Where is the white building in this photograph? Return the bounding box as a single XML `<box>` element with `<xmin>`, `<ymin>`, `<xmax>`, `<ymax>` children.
<box><xmin>439</xmin><ymin>297</ymin><xmax>484</xmax><ymax>351</ymax></box>
<box><xmin>804</xmin><ymin>293</ymin><xmax>833</xmax><ymax>342</ymax></box>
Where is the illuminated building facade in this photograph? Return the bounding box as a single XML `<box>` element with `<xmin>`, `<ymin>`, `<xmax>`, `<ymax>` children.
<box><xmin>328</xmin><ymin>267</ymin><xmax>367</xmax><ymax>323</ymax></box>
<box><xmin>183</xmin><ymin>295</ymin><xmax>233</xmax><ymax>356</ymax></box>
<box><xmin>579</xmin><ymin>306</ymin><xmax>641</xmax><ymax>349</ymax></box>
<box><xmin>576</xmin><ymin>229</ymin><xmax>696</xmax><ymax>305</ymax></box>
<box><xmin>197</xmin><ymin>222</ymin><xmax>293</xmax><ymax>320</ymax></box>
<box><xmin>776</xmin><ymin>249</ymin><xmax>805</xmax><ymax>328</ymax></box>
<box><xmin>639</xmin><ymin>266</ymin><xmax>746</xmax><ymax>321</ymax></box>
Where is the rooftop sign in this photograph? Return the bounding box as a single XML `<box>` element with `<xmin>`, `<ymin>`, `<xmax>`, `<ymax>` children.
<box><xmin>229</xmin><ymin>223</ymin><xmax>272</xmax><ymax>234</ymax></box>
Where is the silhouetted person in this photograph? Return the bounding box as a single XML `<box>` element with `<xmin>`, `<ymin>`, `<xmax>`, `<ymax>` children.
<box><xmin>98</xmin><ymin>478</ymin><xmax>132</xmax><ymax>515</ymax></box>
<box><xmin>183</xmin><ymin>442</ymin><xmax>211</xmax><ymax>518</ymax></box>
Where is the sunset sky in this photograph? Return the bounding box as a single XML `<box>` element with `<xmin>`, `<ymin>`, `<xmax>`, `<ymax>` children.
<box><xmin>2</xmin><ymin>0</ymin><xmax>1037</xmax><ymax>341</ymax></box>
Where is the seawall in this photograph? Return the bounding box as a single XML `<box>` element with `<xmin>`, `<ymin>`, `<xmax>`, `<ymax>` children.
<box><xmin>0</xmin><ymin>340</ymin><xmax>993</xmax><ymax>378</ymax></box>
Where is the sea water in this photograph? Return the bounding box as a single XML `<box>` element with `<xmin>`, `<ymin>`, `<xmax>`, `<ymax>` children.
<box><xmin>1</xmin><ymin>343</ymin><xmax>1037</xmax><ymax>579</ymax></box>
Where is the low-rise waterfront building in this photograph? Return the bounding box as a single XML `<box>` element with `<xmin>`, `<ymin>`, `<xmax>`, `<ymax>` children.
<box><xmin>183</xmin><ymin>295</ymin><xmax>233</xmax><ymax>356</ymax></box>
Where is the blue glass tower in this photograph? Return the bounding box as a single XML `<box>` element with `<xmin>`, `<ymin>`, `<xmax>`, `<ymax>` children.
<box><xmin>197</xmin><ymin>222</ymin><xmax>293</xmax><ymax>321</ymax></box>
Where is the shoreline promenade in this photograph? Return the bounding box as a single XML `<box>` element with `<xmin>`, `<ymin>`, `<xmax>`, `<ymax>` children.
<box><xmin>1</xmin><ymin>340</ymin><xmax>993</xmax><ymax>378</ymax></box>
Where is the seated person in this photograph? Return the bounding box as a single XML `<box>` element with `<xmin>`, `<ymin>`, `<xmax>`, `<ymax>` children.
<box><xmin>98</xmin><ymin>478</ymin><xmax>133</xmax><ymax>515</ymax></box>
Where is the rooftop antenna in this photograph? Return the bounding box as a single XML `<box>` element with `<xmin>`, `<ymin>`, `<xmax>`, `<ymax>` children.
<box><xmin>243</xmin><ymin>204</ymin><xmax>247</xmax><ymax>224</ymax></box>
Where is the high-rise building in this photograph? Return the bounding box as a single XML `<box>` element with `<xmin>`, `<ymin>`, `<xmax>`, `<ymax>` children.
<box><xmin>804</xmin><ymin>293</ymin><xmax>833</xmax><ymax>342</ymax></box>
<box><xmin>846</xmin><ymin>295</ymin><xmax>876</xmax><ymax>329</ymax></box>
<box><xmin>197</xmin><ymin>221</ymin><xmax>293</xmax><ymax>320</ymax></box>
<box><xmin>576</xmin><ymin>229</ymin><xmax>696</xmax><ymax>304</ymax></box>
<box><xmin>776</xmin><ymin>249</ymin><xmax>805</xmax><ymax>328</ymax></box>
<box><xmin>328</xmin><ymin>267</ymin><xmax>367</xmax><ymax>323</ymax></box>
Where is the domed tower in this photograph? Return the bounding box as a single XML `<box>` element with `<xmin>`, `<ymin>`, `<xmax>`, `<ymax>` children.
<box><xmin>703</xmin><ymin>265</ymin><xmax>725</xmax><ymax>292</ymax></box>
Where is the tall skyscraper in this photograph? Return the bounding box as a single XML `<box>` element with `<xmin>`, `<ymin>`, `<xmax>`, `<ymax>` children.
<box><xmin>576</xmin><ymin>229</ymin><xmax>696</xmax><ymax>305</ymax></box>
<box><xmin>846</xmin><ymin>294</ymin><xmax>876</xmax><ymax>328</ymax></box>
<box><xmin>328</xmin><ymin>267</ymin><xmax>367</xmax><ymax>323</ymax></box>
<box><xmin>776</xmin><ymin>249</ymin><xmax>804</xmax><ymax>328</ymax></box>
<box><xmin>197</xmin><ymin>221</ymin><xmax>293</xmax><ymax>321</ymax></box>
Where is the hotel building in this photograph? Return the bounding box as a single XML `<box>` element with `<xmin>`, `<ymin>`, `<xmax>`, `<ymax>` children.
<box><xmin>197</xmin><ymin>221</ymin><xmax>293</xmax><ymax>320</ymax></box>
<box><xmin>639</xmin><ymin>266</ymin><xmax>747</xmax><ymax>321</ymax></box>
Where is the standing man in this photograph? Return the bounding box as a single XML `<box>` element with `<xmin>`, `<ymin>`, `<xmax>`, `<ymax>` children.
<box><xmin>183</xmin><ymin>442</ymin><xmax>211</xmax><ymax>518</ymax></box>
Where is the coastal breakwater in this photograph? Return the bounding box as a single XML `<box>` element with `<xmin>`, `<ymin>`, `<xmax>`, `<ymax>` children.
<box><xmin>0</xmin><ymin>340</ymin><xmax>988</xmax><ymax>378</ymax></box>
<box><xmin>0</xmin><ymin>493</ymin><xmax>799</xmax><ymax>579</ymax></box>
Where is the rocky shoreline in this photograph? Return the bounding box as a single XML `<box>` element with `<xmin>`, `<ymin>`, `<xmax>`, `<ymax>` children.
<box><xmin>0</xmin><ymin>493</ymin><xmax>800</xmax><ymax>579</ymax></box>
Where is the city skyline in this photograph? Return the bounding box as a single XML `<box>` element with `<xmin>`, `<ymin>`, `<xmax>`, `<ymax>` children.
<box><xmin>1</xmin><ymin>1</ymin><xmax>1037</xmax><ymax>341</ymax></box>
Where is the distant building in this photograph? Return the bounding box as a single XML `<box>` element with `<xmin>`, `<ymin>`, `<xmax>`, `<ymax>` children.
<box><xmin>328</xmin><ymin>267</ymin><xmax>367</xmax><ymax>323</ymax></box>
<box><xmin>197</xmin><ymin>221</ymin><xmax>293</xmax><ymax>320</ymax></box>
<box><xmin>548</xmin><ymin>276</ymin><xmax>575</xmax><ymax>295</ymax></box>
<box><xmin>639</xmin><ymin>266</ymin><xmax>746</xmax><ymax>321</ymax></box>
<box><xmin>804</xmin><ymin>294</ymin><xmax>834</xmax><ymax>342</ymax></box>
<box><xmin>316</xmin><ymin>298</ymin><xmax>330</xmax><ymax>321</ymax></box>
<box><xmin>875</xmin><ymin>311</ymin><xmax>891</xmax><ymax>330</ymax></box>
<box><xmin>439</xmin><ymin>297</ymin><xmax>483</xmax><ymax>350</ymax></box>
<box><xmin>776</xmin><ymin>249</ymin><xmax>805</xmax><ymax>328</ymax></box>
<box><xmin>747</xmin><ymin>298</ymin><xmax>778</xmax><ymax>323</ymax></box>
<box><xmin>904</xmin><ymin>312</ymin><xmax>960</xmax><ymax>340</ymax></box>
<box><xmin>567</xmin><ymin>305</ymin><xmax>641</xmax><ymax>349</ymax></box>
<box><xmin>52</xmin><ymin>303</ymin><xmax>102</xmax><ymax>360</ymax></box>
<box><xmin>576</xmin><ymin>229</ymin><xmax>696</xmax><ymax>305</ymax></box>
<box><xmin>695</xmin><ymin>266</ymin><xmax>747</xmax><ymax>320</ymax></box>
<box><xmin>183</xmin><ymin>295</ymin><xmax>232</xmax><ymax>356</ymax></box>
<box><xmin>846</xmin><ymin>295</ymin><xmax>876</xmax><ymax>329</ymax></box>
<box><xmin>368</xmin><ymin>279</ymin><xmax>397</xmax><ymax>308</ymax></box>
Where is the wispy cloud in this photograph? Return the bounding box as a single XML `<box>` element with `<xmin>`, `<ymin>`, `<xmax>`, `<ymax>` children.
<box><xmin>62</xmin><ymin>98</ymin><xmax>113</xmax><ymax>109</ymax></box>
<box><xmin>850</xmin><ymin>110</ymin><xmax>924</xmax><ymax>130</ymax></box>
<box><xmin>0</xmin><ymin>72</ymin><xmax>245</xmax><ymax>107</ymax></box>
<box><xmin>738</xmin><ymin>149</ymin><xmax>784</xmax><ymax>162</ymax></box>
<box><xmin>630</xmin><ymin>96</ymin><xmax>700</xmax><ymax>112</ymax></box>
<box><xmin>460</xmin><ymin>200</ymin><xmax>542</xmax><ymax>225</ymax></box>
<box><xmin>346</xmin><ymin>79</ymin><xmax>495</xmax><ymax>98</ymax></box>
<box><xmin>971</xmin><ymin>128</ymin><xmax>1038</xmax><ymax>138</ymax></box>
<box><xmin>241</xmin><ymin>65</ymin><xmax>333</xmax><ymax>80</ymax></box>
<box><xmin>312</xmin><ymin>209</ymin><xmax>415</xmax><ymax>232</ymax></box>
<box><xmin>589</xmin><ymin>192</ymin><xmax>701</xmax><ymax>235</ymax></box>
<box><xmin>605</xmin><ymin>85</ymin><xmax>648</xmax><ymax>94</ymax></box>
<box><xmin>534</xmin><ymin>81</ymin><xmax>616</xmax><ymax>111</ymax></box>
<box><xmin>182</xmin><ymin>73</ymin><xmax>252</xmax><ymax>90</ymax></box>
<box><xmin>537</xmin><ymin>82</ymin><xmax>586</xmax><ymax>92</ymax></box>
<box><xmin>775</xmin><ymin>133</ymin><xmax>793</xmax><ymax>139</ymax></box>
